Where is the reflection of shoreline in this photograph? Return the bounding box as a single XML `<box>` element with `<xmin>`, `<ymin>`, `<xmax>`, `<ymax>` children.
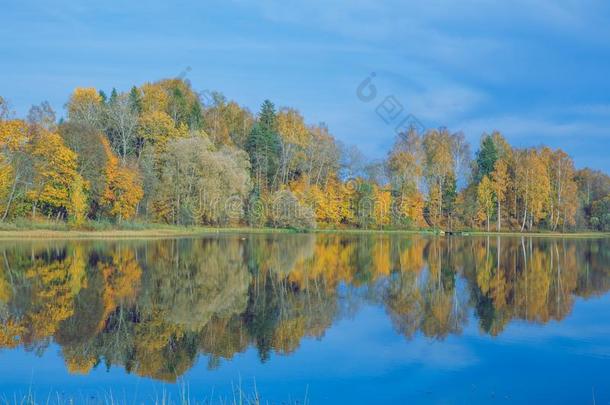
<box><xmin>0</xmin><ymin>235</ymin><xmax>608</xmax><ymax>381</ymax></box>
<box><xmin>0</xmin><ymin>227</ymin><xmax>609</xmax><ymax>240</ymax></box>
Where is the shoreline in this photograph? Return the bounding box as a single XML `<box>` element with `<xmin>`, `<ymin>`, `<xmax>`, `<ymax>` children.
<box><xmin>0</xmin><ymin>226</ymin><xmax>296</xmax><ymax>240</ymax></box>
<box><xmin>0</xmin><ymin>225</ymin><xmax>608</xmax><ymax>240</ymax></box>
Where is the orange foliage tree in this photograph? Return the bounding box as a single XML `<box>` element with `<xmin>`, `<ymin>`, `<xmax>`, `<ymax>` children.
<box><xmin>100</xmin><ymin>138</ymin><xmax>143</xmax><ymax>221</ymax></box>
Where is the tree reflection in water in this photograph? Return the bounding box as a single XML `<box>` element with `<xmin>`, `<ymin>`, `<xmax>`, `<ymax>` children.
<box><xmin>0</xmin><ymin>235</ymin><xmax>608</xmax><ymax>381</ymax></box>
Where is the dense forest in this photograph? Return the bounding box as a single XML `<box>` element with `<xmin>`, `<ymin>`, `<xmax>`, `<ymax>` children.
<box><xmin>0</xmin><ymin>78</ymin><xmax>609</xmax><ymax>232</ymax></box>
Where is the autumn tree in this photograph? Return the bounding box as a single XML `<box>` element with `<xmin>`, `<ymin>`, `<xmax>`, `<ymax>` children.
<box><xmin>59</xmin><ymin>122</ymin><xmax>109</xmax><ymax>215</ymax></box>
<box><xmin>139</xmin><ymin>79</ymin><xmax>202</xmax><ymax>128</ymax></box>
<box><xmin>100</xmin><ymin>137</ymin><xmax>143</xmax><ymax>221</ymax></box>
<box><xmin>490</xmin><ymin>159</ymin><xmax>509</xmax><ymax>231</ymax></box>
<box><xmin>0</xmin><ymin>119</ymin><xmax>29</xmax><ymax>220</ymax></box>
<box><xmin>137</xmin><ymin>110</ymin><xmax>188</xmax><ymax>155</ymax></box>
<box><xmin>69</xmin><ymin>175</ymin><xmax>88</xmax><ymax>226</ymax></box>
<box><xmin>28</xmin><ymin>130</ymin><xmax>86</xmax><ymax>220</ymax></box>
<box><xmin>303</xmin><ymin>124</ymin><xmax>340</xmax><ymax>188</ymax></box>
<box><xmin>477</xmin><ymin>175</ymin><xmax>495</xmax><ymax>231</ymax></box>
<box><xmin>387</xmin><ymin>129</ymin><xmax>425</xmax><ymax>227</ymax></box>
<box><xmin>66</xmin><ymin>88</ymin><xmax>103</xmax><ymax>128</ymax></box>
<box><xmin>422</xmin><ymin>128</ymin><xmax>455</xmax><ymax>227</ymax></box>
<box><xmin>515</xmin><ymin>149</ymin><xmax>551</xmax><ymax>231</ymax></box>
<box><xmin>290</xmin><ymin>175</ymin><xmax>352</xmax><ymax>227</ymax></box>
<box><xmin>543</xmin><ymin>148</ymin><xmax>578</xmax><ymax>231</ymax></box>
<box><xmin>276</xmin><ymin>108</ymin><xmax>309</xmax><ymax>186</ymax></box>
<box><xmin>373</xmin><ymin>185</ymin><xmax>392</xmax><ymax>228</ymax></box>
<box><xmin>202</xmin><ymin>92</ymin><xmax>254</xmax><ymax>147</ymax></box>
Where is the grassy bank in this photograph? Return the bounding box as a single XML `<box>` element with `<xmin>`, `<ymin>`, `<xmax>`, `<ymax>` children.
<box><xmin>0</xmin><ymin>219</ymin><xmax>608</xmax><ymax>240</ymax></box>
<box><xmin>314</xmin><ymin>228</ymin><xmax>609</xmax><ymax>238</ymax></box>
<box><xmin>0</xmin><ymin>220</ymin><xmax>296</xmax><ymax>240</ymax></box>
<box><xmin>464</xmin><ymin>230</ymin><xmax>610</xmax><ymax>239</ymax></box>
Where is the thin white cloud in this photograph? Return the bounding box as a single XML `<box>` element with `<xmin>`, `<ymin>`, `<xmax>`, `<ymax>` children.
<box><xmin>457</xmin><ymin>115</ymin><xmax>609</xmax><ymax>141</ymax></box>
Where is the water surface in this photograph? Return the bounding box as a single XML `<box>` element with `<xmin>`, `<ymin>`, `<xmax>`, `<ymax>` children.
<box><xmin>0</xmin><ymin>234</ymin><xmax>609</xmax><ymax>403</ymax></box>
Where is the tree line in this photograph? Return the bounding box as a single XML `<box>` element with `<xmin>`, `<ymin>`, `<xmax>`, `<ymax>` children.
<box><xmin>0</xmin><ymin>78</ymin><xmax>609</xmax><ymax>231</ymax></box>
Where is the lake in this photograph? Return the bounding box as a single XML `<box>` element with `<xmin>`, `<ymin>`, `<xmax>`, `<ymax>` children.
<box><xmin>0</xmin><ymin>233</ymin><xmax>608</xmax><ymax>404</ymax></box>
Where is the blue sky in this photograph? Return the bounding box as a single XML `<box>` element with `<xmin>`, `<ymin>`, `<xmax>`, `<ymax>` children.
<box><xmin>2</xmin><ymin>0</ymin><xmax>610</xmax><ymax>171</ymax></box>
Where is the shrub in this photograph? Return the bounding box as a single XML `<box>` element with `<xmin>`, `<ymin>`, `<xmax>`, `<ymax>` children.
<box><xmin>269</xmin><ymin>190</ymin><xmax>316</xmax><ymax>230</ymax></box>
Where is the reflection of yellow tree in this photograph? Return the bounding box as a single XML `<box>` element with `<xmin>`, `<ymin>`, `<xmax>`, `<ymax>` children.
<box><xmin>198</xmin><ymin>317</ymin><xmax>249</xmax><ymax>362</ymax></box>
<box><xmin>472</xmin><ymin>237</ymin><xmax>511</xmax><ymax>335</ymax></box>
<box><xmin>386</xmin><ymin>270</ymin><xmax>423</xmax><ymax>339</ymax></box>
<box><xmin>0</xmin><ymin>256</ymin><xmax>16</xmax><ymax>351</ymax></box>
<box><xmin>372</xmin><ymin>237</ymin><xmax>392</xmax><ymax>277</ymax></box>
<box><xmin>422</xmin><ymin>289</ymin><xmax>453</xmax><ymax>338</ymax></box>
<box><xmin>475</xmin><ymin>239</ymin><xmax>493</xmax><ymax>295</ymax></box>
<box><xmin>96</xmin><ymin>248</ymin><xmax>142</xmax><ymax>331</ymax></box>
<box><xmin>0</xmin><ymin>320</ymin><xmax>25</xmax><ymax>348</ymax></box>
<box><xmin>422</xmin><ymin>239</ymin><xmax>465</xmax><ymax>339</ymax></box>
<box><xmin>489</xmin><ymin>263</ymin><xmax>508</xmax><ymax>316</ymax></box>
<box><xmin>394</xmin><ymin>236</ymin><xmax>426</xmax><ymax>274</ymax></box>
<box><xmin>23</xmin><ymin>250</ymin><xmax>86</xmax><ymax>342</ymax></box>
<box><xmin>272</xmin><ymin>317</ymin><xmax>306</xmax><ymax>354</ymax></box>
<box><xmin>64</xmin><ymin>348</ymin><xmax>97</xmax><ymax>375</ymax></box>
<box><xmin>0</xmin><ymin>259</ymin><xmax>11</xmax><ymax>304</ymax></box>
<box><xmin>288</xmin><ymin>236</ymin><xmax>356</xmax><ymax>289</ymax></box>
<box><xmin>133</xmin><ymin>310</ymin><xmax>190</xmax><ymax>381</ymax></box>
<box><xmin>547</xmin><ymin>242</ymin><xmax>577</xmax><ymax>319</ymax></box>
<box><xmin>517</xmin><ymin>243</ymin><xmax>551</xmax><ymax>322</ymax></box>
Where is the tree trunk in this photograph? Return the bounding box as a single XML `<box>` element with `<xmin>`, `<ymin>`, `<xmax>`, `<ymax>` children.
<box><xmin>1</xmin><ymin>175</ymin><xmax>19</xmax><ymax>221</ymax></box>
<box><xmin>497</xmin><ymin>199</ymin><xmax>501</xmax><ymax>232</ymax></box>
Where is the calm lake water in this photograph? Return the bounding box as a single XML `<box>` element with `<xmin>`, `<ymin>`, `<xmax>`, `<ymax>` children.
<box><xmin>0</xmin><ymin>234</ymin><xmax>609</xmax><ymax>404</ymax></box>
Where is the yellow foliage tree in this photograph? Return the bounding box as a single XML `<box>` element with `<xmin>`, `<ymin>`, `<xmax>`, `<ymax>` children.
<box><xmin>276</xmin><ymin>108</ymin><xmax>309</xmax><ymax>185</ymax></box>
<box><xmin>0</xmin><ymin>120</ymin><xmax>29</xmax><ymax>219</ymax></box>
<box><xmin>427</xmin><ymin>183</ymin><xmax>442</xmax><ymax>228</ymax></box>
<box><xmin>373</xmin><ymin>186</ymin><xmax>392</xmax><ymax>228</ymax></box>
<box><xmin>69</xmin><ymin>175</ymin><xmax>88</xmax><ymax>226</ymax></box>
<box><xmin>140</xmin><ymin>83</ymin><xmax>170</xmax><ymax>114</ymax></box>
<box><xmin>100</xmin><ymin>137</ymin><xmax>143</xmax><ymax>221</ymax></box>
<box><xmin>138</xmin><ymin>110</ymin><xmax>188</xmax><ymax>153</ymax></box>
<box><xmin>396</xmin><ymin>191</ymin><xmax>426</xmax><ymax>227</ymax></box>
<box><xmin>477</xmin><ymin>175</ymin><xmax>495</xmax><ymax>231</ymax></box>
<box><xmin>491</xmin><ymin>159</ymin><xmax>509</xmax><ymax>231</ymax></box>
<box><xmin>28</xmin><ymin>130</ymin><xmax>82</xmax><ymax>218</ymax></box>
<box><xmin>290</xmin><ymin>175</ymin><xmax>352</xmax><ymax>227</ymax></box>
<box><xmin>544</xmin><ymin>148</ymin><xmax>579</xmax><ymax>231</ymax></box>
<box><xmin>516</xmin><ymin>149</ymin><xmax>551</xmax><ymax>231</ymax></box>
<box><xmin>66</xmin><ymin>87</ymin><xmax>102</xmax><ymax>126</ymax></box>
